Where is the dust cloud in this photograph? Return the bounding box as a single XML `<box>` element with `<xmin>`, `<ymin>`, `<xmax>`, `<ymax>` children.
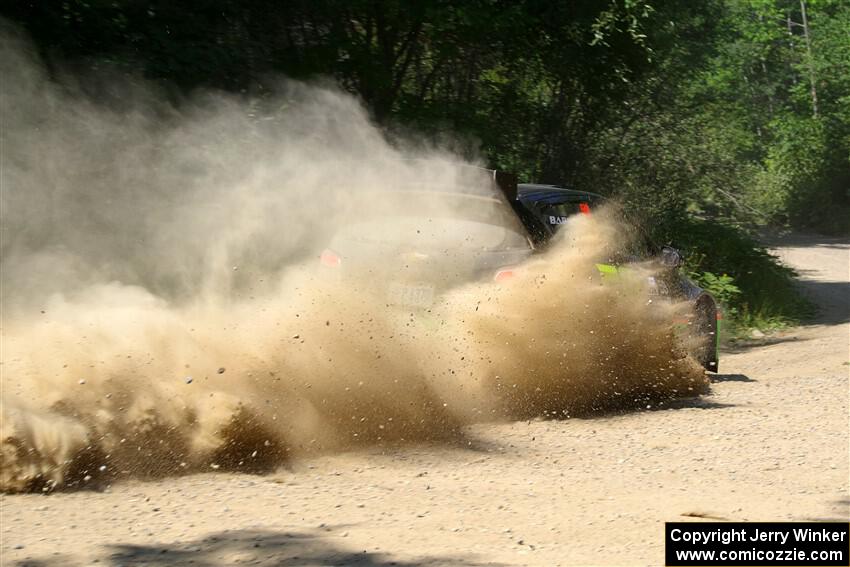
<box><xmin>0</xmin><ymin>21</ymin><xmax>708</xmax><ymax>493</ymax></box>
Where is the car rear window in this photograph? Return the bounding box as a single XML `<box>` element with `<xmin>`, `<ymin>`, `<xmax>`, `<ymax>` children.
<box><xmin>333</xmin><ymin>217</ymin><xmax>529</xmax><ymax>250</ymax></box>
<box><xmin>335</xmin><ymin>191</ymin><xmax>531</xmax><ymax>250</ymax></box>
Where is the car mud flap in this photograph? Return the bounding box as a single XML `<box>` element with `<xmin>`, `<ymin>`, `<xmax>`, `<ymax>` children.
<box><xmin>595</xmin><ymin>263</ymin><xmax>642</xmax><ymax>294</ymax></box>
<box><xmin>595</xmin><ymin>263</ymin><xmax>619</xmax><ymax>280</ymax></box>
<box><xmin>715</xmin><ymin>308</ymin><xmax>722</xmax><ymax>363</ymax></box>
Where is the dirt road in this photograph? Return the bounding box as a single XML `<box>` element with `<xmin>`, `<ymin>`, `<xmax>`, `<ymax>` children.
<box><xmin>2</xmin><ymin>236</ymin><xmax>848</xmax><ymax>566</ymax></box>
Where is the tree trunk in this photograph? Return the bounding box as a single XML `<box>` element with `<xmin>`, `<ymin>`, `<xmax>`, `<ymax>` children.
<box><xmin>799</xmin><ymin>0</ymin><xmax>819</xmax><ymax>117</ymax></box>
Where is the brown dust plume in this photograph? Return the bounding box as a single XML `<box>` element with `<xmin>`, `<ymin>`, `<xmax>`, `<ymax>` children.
<box><xmin>0</xmin><ymin>21</ymin><xmax>708</xmax><ymax>493</ymax></box>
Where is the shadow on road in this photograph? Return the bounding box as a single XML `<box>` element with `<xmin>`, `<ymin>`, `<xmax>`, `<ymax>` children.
<box><xmin>723</xmin><ymin>335</ymin><xmax>810</xmax><ymax>353</ymax></box>
<box><xmin>760</xmin><ymin>231</ymin><xmax>850</xmax><ymax>249</ymax></box>
<box><xmin>760</xmin><ymin>231</ymin><xmax>850</xmax><ymax>326</ymax></box>
<box><xmin>710</xmin><ymin>373</ymin><xmax>756</xmax><ymax>383</ymax></box>
<box><xmin>16</xmin><ymin>529</ymin><xmax>496</xmax><ymax>567</ymax></box>
<box><xmin>797</xmin><ymin>280</ymin><xmax>850</xmax><ymax>325</ymax></box>
<box><xmin>656</xmin><ymin>397</ymin><xmax>735</xmax><ymax>411</ymax></box>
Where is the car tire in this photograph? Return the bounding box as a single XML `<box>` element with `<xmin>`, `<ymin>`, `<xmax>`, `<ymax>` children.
<box><xmin>692</xmin><ymin>297</ymin><xmax>719</xmax><ymax>373</ymax></box>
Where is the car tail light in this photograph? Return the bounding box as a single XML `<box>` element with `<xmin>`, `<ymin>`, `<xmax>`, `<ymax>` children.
<box><xmin>320</xmin><ymin>249</ymin><xmax>341</xmax><ymax>267</ymax></box>
<box><xmin>494</xmin><ymin>268</ymin><xmax>515</xmax><ymax>283</ymax></box>
<box><xmin>579</xmin><ymin>202</ymin><xmax>591</xmax><ymax>215</ymax></box>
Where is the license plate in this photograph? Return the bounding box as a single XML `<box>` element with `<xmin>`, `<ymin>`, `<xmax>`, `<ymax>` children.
<box><xmin>388</xmin><ymin>283</ymin><xmax>434</xmax><ymax>308</ymax></box>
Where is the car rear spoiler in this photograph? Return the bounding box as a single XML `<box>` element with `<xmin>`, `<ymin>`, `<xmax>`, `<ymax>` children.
<box><xmin>492</xmin><ymin>170</ymin><xmax>518</xmax><ymax>202</ymax></box>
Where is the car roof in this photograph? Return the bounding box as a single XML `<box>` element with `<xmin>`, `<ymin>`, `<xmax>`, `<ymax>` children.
<box><xmin>391</xmin><ymin>184</ymin><xmax>500</xmax><ymax>197</ymax></box>
<box><xmin>516</xmin><ymin>184</ymin><xmax>605</xmax><ymax>204</ymax></box>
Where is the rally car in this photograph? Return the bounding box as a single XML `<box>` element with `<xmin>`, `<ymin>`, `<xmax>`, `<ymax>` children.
<box><xmin>318</xmin><ymin>169</ymin><xmax>719</xmax><ymax>372</ymax></box>
<box><xmin>508</xmin><ymin>183</ymin><xmax>720</xmax><ymax>372</ymax></box>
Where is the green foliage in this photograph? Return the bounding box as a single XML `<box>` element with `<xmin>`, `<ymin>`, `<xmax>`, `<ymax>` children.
<box><xmin>668</xmin><ymin>218</ymin><xmax>813</xmax><ymax>330</ymax></box>
<box><xmin>689</xmin><ymin>271</ymin><xmax>742</xmax><ymax>315</ymax></box>
<box><xmin>693</xmin><ymin>0</ymin><xmax>850</xmax><ymax>232</ymax></box>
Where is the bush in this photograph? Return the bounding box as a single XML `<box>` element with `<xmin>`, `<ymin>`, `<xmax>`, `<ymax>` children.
<box><xmin>688</xmin><ymin>271</ymin><xmax>741</xmax><ymax>316</ymax></box>
<box><xmin>654</xmin><ymin>217</ymin><xmax>812</xmax><ymax>334</ymax></box>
